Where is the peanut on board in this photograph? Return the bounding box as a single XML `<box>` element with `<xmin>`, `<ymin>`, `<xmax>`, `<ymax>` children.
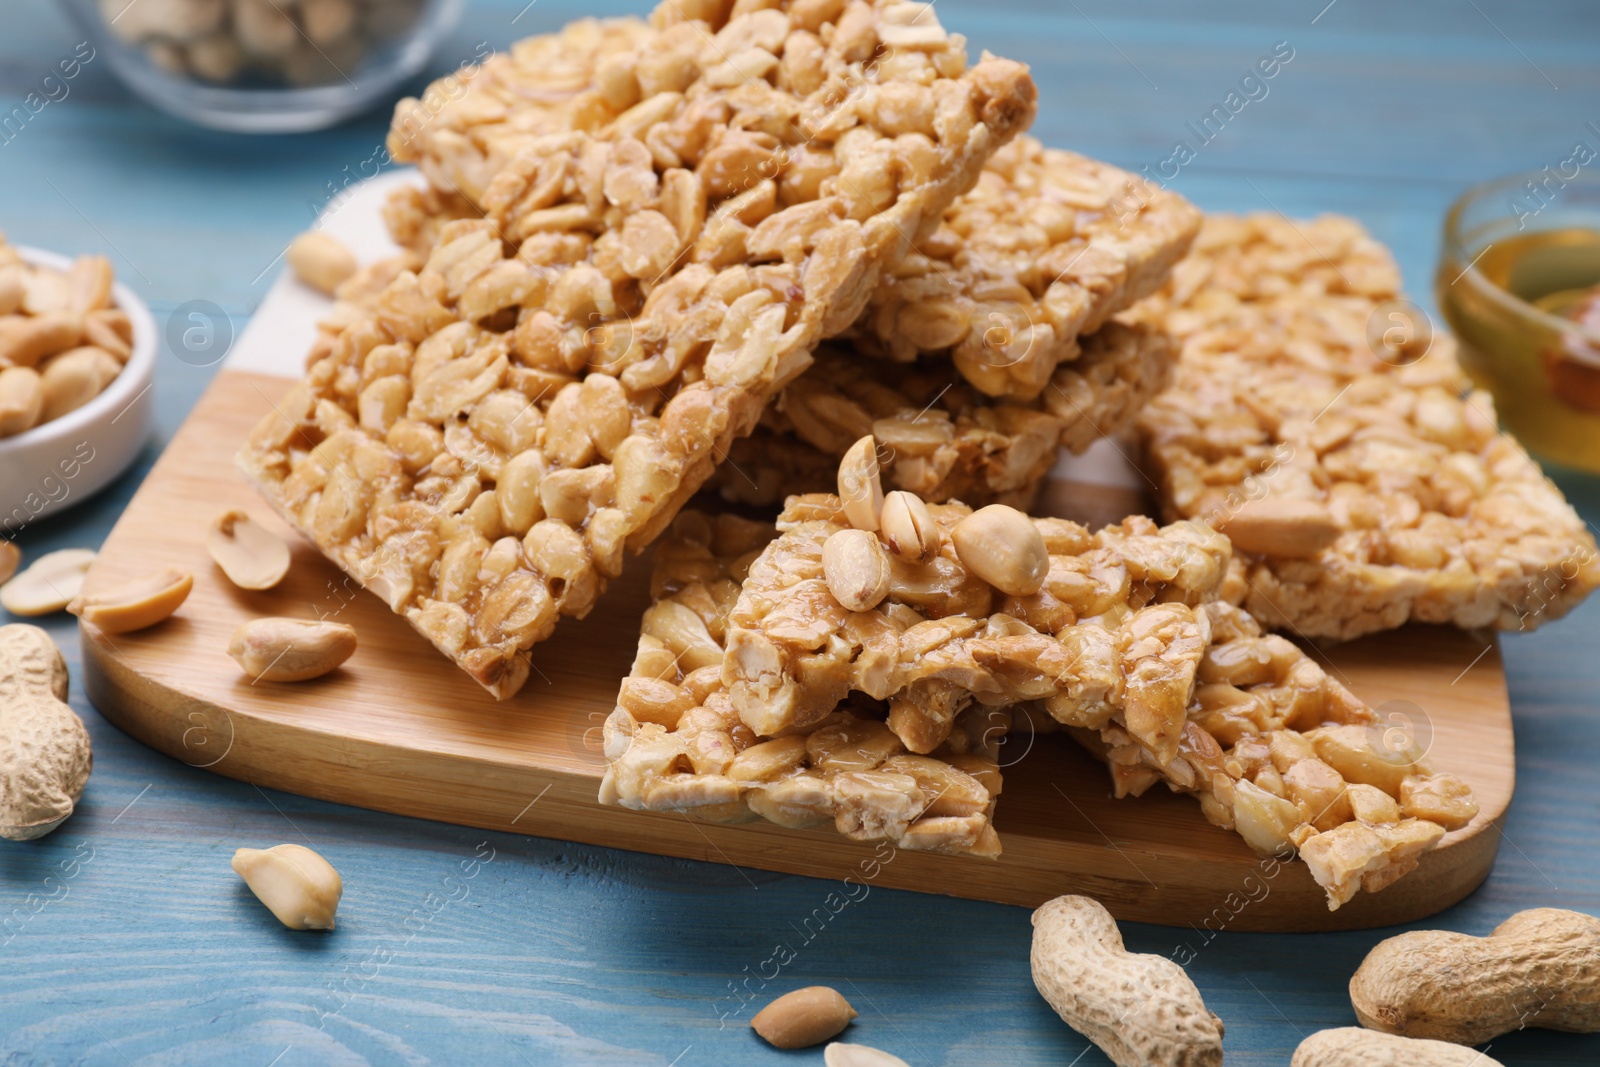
<box><xmin>287</xmin><ymin>232</ymin><xmax>358</xmax><ymax>296</ymax></box>
<box><xmin>1291</xmin><ymin>1028</ymin><xmax>1505</xmax><ymax>1067</ymax></box>
<box><xmin>0</xmin><ymin>624</ymin><xmax>91</xmax><ymax>840</ymax></box>
<box><xmin>822</xmin><ymin>529</ymin><xmax>892</xmax><ymax>613</ymax></box>
<box><xmin>751</xmin><ymin>987</ymin><xmax>857</xmax><ymax>1049</ymax></box>
<box><xmin>207</xmin><ymin>509</ymin><xmax>290</xmax><ymax>590</ymax></box>
<box><xmin>1032</xmin><ymin>895</ymin><xmax>1224</xmax><ymax>1067</ymax></box>
<box><xmin>68</xmin><ymin>566</ymin><xmax>192</xmax><ymax>634</ymax></box>
<box><xmin>951</xmin><ymin>504</ymin><xmax>1049</xmax><ymax>597</ymax></box>
<box><xmin>838</xmin><ymin>435</ymin><xmax>884</xmax><ymax>532</ymax></box>
<box><xmin>232</xmin><ymin>843</ymin><xmax>342</xmax><ymax>930</ymax></box>
<box><xmin>0</xmin><ymin>548</ymin><xmax>97</xmax><ymax>616</ymax></box>
<box><xmin>1213</xmin><ymin>499</ymin><xmax>1341</xmax><ymax>559</ymax></box>
<box><xmin>823</xmin><ymin>1044</ymin><xmax>911</xmax><ymax>1067</ymax></box>
<box><xmin>1349</xmin><ymin>907</ymin><xmax>1600</xmax><ymax>1045</ymax></box>
<box><xmin>228</xmin><ymin>618</ymin><xmax>357</xmax><ymax>682</ymax></box>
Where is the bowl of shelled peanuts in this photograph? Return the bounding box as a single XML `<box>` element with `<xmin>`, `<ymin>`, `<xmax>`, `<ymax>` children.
<box><xmin>0</xmin><ymin>237</ymin><xmax>156</xmax><ymax>528</ymax></box>
<box><xmin>59</xmin><ymin>0</ymin><xmax>465</xmax><ymax>132</ymax></box>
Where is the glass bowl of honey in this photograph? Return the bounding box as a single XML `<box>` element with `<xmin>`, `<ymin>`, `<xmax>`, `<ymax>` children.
<box><xmin>1438</xmin><ymin>169</ymin><xmax>1600</xmax><ymax>472</ymax></box>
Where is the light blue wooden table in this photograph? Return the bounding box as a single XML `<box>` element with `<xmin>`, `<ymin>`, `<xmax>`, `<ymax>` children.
<box><xmin>5</xmin><ymin>2</ymin><xmax>1600</xmax><ymax>1063</ymax></box>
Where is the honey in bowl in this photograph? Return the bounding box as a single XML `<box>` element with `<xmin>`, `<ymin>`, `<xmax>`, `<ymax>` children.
<box><xmin>1438</xmin><ymin>172</ymin><xmax>1600</xmax><ymax>473</ymax></box>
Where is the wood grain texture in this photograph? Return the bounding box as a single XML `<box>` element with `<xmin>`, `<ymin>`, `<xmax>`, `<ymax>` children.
<box><xmin>4</xmin><ymin>0</ymin><xmax>1600</xmax><ymax>1063</ymax></box>
<box><xmin>79</xmin><ymin>370</ymin><xmax>1513</xmax><ymax>932</ymax></box>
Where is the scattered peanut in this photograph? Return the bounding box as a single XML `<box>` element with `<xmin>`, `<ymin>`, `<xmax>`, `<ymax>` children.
<box><xmin>207</xmin><ymin>509</ymin><xmax>291</xmax><ymax>590</ymax></box>
<box><xmin>1213</xmin><ymin>499</ymin><xmax>1341</xmax><ymax>558</ymax></box>
<box><xmin>231</xmin><ymin>843</ymin><xmax>343</xmax><ymax>930</ymax></box>
<box><xmin>0</xmin><ymin>624</ymin><xmax>92</xmax><ymax>840</ymax></box>
<box><xmin>1</xmin><ymin>548</ymin><xmax>97</xmax><ymax>616</ymax></box>
<box><xmin>1032</xmin><ymin>895</ymin><xmax>1224</xmax><ymax>1067</ymax></box>
<box><xmin>286</xmin><ymin>232</ymin><xmax>358</xmax><ymax>296</ymax></box>
<box><xmin>951</xmin><ymin>505</ymin><xmax>1049</xmax><ymax>597</ymax></box>
<box><xmin>1349</xmin><ymin>907</ymin><xmax>1600</xmax><ymax>1045</ymax></box>
<box><xmin>68</xmin><ymin>566</ymin><xmax>192</xmax><ymax>633</ymax></box>
<box><xmin>838</xmin><ymin>435</ymin><xmax>884</xmax><ymax>532</ymax></box>
<box><xmin>228</xmin><ymin>617</ymin><xmax>357</xmax><ymax>682</ymax></box>
<box><xmin>0</xmin><ymin>542</ymin><xmax>17</xmax><ymax>585</ymax></box>
<box><xmin>879</xmin><ymin>490</ymin><xmax>942</xmax><ymax>563</ymax></box>
<box><xmin>823</xmin><ymin>1045</ymin><xmax>911</xmax><ymax>1067</ymax></box>
<box><xmin>751</xmin><ymin>986</ymin><xmax>857</xmax><ymax>1049</ymax></box>
<box><xmin>822</xmin><ymin>529</ymin><xmax>892</xmax><ymax>613</ymax></box>
<box><xmin>1291</xmin><ymin>1028</ymin><xmax>1504</xmax><ymax>1067</ymax></box>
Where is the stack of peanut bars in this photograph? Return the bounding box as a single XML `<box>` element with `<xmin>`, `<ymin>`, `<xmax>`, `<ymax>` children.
<box><xmin>238</xmin><ymin>1</ymin><xmax>1599</xmax><ymax>910</ymax></box>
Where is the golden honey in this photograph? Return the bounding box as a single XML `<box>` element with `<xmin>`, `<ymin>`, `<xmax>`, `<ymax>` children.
<box><xmin>1439</xmin><ymin>209</ymin><xmax>1600</xmax><ymax>471</ymax></box>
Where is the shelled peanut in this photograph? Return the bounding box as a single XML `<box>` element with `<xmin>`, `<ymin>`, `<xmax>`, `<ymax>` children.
<box><xmin>99</xmin><ymin>0</ymin><xmax>426</xmax><ymax>87</ymax></box>
<box><xmin>0</xmin><ymin>235</ymin><xmax>129</xmax><ymax>439</ymax></box>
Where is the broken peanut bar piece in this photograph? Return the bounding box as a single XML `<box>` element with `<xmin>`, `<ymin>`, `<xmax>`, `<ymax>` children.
<box><xmin>600</xmin><ymin>510</ymin><xmax>1007</xmax><ymax>858</ymax></box>
<box><xmin>1079</xmin><ymin>600</ymin><xmax>1479</xmax><ymax>910</ymax></box>
<box><xmin>1138</xmin><ymin>213</ymin><xmax>1600</xmax><ymax>639</ymax></box>
<box><xmin>722</xmin><ymin>465</ymin><xmax>1231</xmax><ymax>762</ymax></box>
<box><xmin>852</xmin><ymin>136</ymin><xmax>1200</xmax><ymax>400</ymax></box>
<box><xmin>712</xmin><ymin>316</ymin><xmax>1176</xmax><ymax>510</ymax></box>
<box><xmin>240</xmin><ymin>1</ymin><xmax>1039</xmax><ymax>698</ymax></box>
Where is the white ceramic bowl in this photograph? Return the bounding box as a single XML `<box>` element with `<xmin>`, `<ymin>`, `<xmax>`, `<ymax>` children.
<box><xmin>0</xmin><ymin>247</ymin><xmax>156</xmax><ymax>532</ymax></box>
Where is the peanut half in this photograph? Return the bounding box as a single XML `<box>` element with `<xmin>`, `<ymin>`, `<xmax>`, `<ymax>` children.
<box><xmin>68</xmin><ymin>566</ymin><xmax>192</xmax><ymax>634</ymax></box>
<box><xmin>838</xmin><ymin>435</ymin><xmax>884</xmax><ymax>532</ymax></box>
<box><xmin>880</xmin><ymin>490</ymin><xmax>942</xmax><ymax>563</ymax></box>
<box><xmin>232</xmin><ymin>843</ymin><xmax>343</xmax><ymax>930</ymax></box>
<box><xmin>287</xmin><ymin>232</ymin><xmax>358</xmax><ymax>296</ymax></box>
<box><xmin>228</xmin><ymin>618</ymin><xmax>357</xmax><ymax>682</ymax></box>
<box><xmin>207</xmin><ymin>510</ymin><xmax>291</xmax><ymax>590</ymax></box>
<box><xmin>0</xmin><ymin>548</ymin><xmax>97</xmax><ymax>616</ymax></box>
<box><xmin>752</xmin><ymin>986</ymin><xmax>858</xmax><ymax>1049</ymax></box>
<box><xmin>822</xmin><ymin>529</ymin><xmax>892</xmax><ymax>613</ymax></box>
<box><xmin>0</xmin><ymin>624</ymin><xmax>91</xmax><ymax>840</ymax></box>
<box><xmin>1032</xmin><ymin>895</ymin><xmax>1224</xmax><ymax>1067</ymax></box>
<box><xmin>39</xmin><ymin>346</ymin><xmax>123</xmax><ymax>423</ymax></box>
<box><xmin>1291</xmin><ymin>1028</ymin><xmax>1504</xmax><ymax>1067</ymax></box>
<box><xmin>823</xmin><ymin>1045</ymin><xmax>912</xmax><ymax>1067</ymax></box>
<box><xmin>1213</xmin><ymin>498</ymin><xmax>1341</xmax><ymax>558</ymax></box>
<box><xmin>0</xmin><ymin>542</ymin><xmax>17</xmax><ymax>585</ymax></box>
<box><xmin>1349</xmin><ymin>907</ymin><xmax>1600</xmax><ymax>1045</ymax></box>
<box><xmin>0</xmin><ymin>366</ymin><xmax>43</xmax><ymax>437</ymax></box>
<box><xmin>951</xmin><ymin>505</ymin><xmax>1049</xmax><ymax>597</ymax></box>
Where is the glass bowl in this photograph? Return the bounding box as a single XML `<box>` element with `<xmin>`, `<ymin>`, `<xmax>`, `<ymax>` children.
<box><xmin>60</xmin><ymin>0</ymin><xmax>465</xmax><ymax>133</ymax></box>
<box><xmin>1437</xmin><ymin>169</ymin><xmax>1600</xmax><ymax>473</ymax></box>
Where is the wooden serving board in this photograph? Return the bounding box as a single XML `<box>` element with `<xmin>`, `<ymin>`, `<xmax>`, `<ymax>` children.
<box><xmin>79</xmin><ymin>364</ymin><xmax>1514</xmax><ymax>931</ymax></box>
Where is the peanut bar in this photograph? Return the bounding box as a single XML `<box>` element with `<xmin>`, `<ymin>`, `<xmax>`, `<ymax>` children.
<box><xmin>850</xmin><ymin>136</ymin><xmax>1200</xmax><ymax>400</ymax></box>
<box><xmin>600</xmin><ymin>510</ymin><xmax>1007</xmax><ymax>858</ymax></box>
<box><xmin>723</xmin><ymin>489</ymin><xmax>1231</xmax><ymax>761</ymax></box>
<box><xmin>239</xmin><ymin>0</ymin><xmax>1038</xmax><ymax>698</ymax></box>
<box><xmin>711</xmin><ymin>316</ymin><xmax>1175</xmax><ymax>509</ymax></box>
<box><xmin>1076</xmin><ymin>600</ymin><xmax>1479</xmax><ymax>910</ymax></box>
<box><xmin>1137</xmin><ymin>213</ymin><xmax>1600</xmax><ymax>639</ymax></box>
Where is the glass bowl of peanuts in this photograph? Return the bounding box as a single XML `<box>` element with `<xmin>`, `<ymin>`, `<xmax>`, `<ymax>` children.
<box><xmin>61</xmin><ymin>0</ymin><xmax>465</xmax><ymax>133</ymax></box>
<box><xmin>0</xmin><ymin>238</ymin><xmax>156</xmax><ymax>526</ymax></box>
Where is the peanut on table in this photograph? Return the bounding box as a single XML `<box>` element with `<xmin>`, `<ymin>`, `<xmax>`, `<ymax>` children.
<box><xmin>238</xmin><ymin>0</ymin><xmax>1039</xmax><ymax>700</ymax></box>
<box><xmin>1137</xmin><ymin>212</ymin><xmax>1600</xmax><ymax>639</ymax></box>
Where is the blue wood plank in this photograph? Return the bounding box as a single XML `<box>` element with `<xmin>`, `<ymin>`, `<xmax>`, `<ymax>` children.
<box><xmin>4</xmin><ymin>0</ymin><xmax>1600</xmax><ymax>1063</ymax></box>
